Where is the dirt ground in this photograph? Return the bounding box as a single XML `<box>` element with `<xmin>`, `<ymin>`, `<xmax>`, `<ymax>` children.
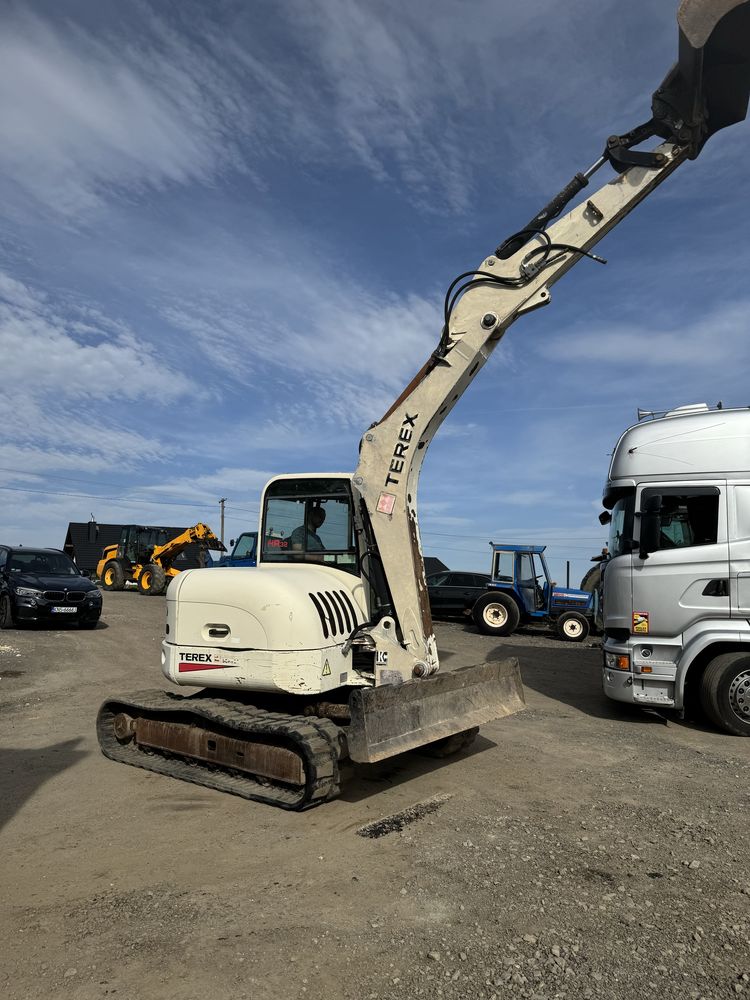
<box><xmin>1</xmin><ymin>592</ymin><xmax>749</xmax><ymax>1000</ymax></box>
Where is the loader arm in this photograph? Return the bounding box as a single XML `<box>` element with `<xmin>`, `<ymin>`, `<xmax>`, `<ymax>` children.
<box><xmin>353</xmin><ymin>0</ymin><xmax>750</xmax><ymax>681</ymax></box>
<box><xmin>150</xmin><ymin>523</ymin><xmax>224</xmax><ymax>571</ymax></box>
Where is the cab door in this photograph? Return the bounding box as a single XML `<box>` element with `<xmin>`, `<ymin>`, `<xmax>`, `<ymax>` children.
<box><xmin>632</xmin><ymin>482</ymin><xmax>729</xmax><ymax>639</ymax></box>
<box><xmin>727</xmin><ymin>483</ymin><xmax>750</xmax><ymax>615</ymax></box>
<box><xmin>517</xmin><ymin>554</ymin><xmax>537</xmax><ymax>615</ymax></box>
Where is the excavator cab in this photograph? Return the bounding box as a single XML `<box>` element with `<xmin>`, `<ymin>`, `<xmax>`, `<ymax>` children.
<box><xmin>260</xmin><ymin>475</ymin><xmax>359</xmax><ymax>574</ymax></box>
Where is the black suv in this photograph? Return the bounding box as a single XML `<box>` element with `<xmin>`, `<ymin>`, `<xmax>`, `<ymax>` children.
<box><xmin>427</xmin><ymin>571</ymin><xmax>492</xmax><ymax>617</ymax></box>
<box><xmin>0</xmin><ymin>546</ymin><xmax>102</xmax><ymax>629</ymax></box>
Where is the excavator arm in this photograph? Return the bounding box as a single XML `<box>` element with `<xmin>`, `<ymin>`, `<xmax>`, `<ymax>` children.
<box><xmin>353</xmin><ymin>0</ymin><xmax>750</xmax><ymax>683</ymax></box>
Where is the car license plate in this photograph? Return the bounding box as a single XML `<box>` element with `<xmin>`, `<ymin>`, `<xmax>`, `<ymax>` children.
<box><xmin>52</xmin><ymin>606</ymin><xmax>77</xmax><ymax>614</ymax></box>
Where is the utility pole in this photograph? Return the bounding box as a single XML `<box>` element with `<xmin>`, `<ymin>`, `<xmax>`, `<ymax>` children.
<box><xmin>219</xmin><ymin>498</ymin><xmax>227</xmax><ymax>545</ymax></box>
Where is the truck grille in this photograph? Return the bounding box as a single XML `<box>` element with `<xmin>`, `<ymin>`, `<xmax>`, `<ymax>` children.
<box><xmin>309</xmin><ymin>590</ymin><xmax>359</xmax><ymax>639</ymax></box>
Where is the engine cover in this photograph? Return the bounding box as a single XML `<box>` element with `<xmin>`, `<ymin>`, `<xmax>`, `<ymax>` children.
<box><xmin>162</xmin><ymin>565</ymin><xmax>370</xmax><ymax>695</ymax></box>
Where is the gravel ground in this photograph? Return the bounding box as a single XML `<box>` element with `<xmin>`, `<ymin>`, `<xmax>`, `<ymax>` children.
<box><xmin>1</xmin><ymin>593</ymin><xmax>749</xmax><ymax>1000</ymax></box>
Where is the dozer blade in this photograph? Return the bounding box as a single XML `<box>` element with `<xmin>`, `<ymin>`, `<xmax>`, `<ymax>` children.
<box><xmin>346</xmin><ymin>658</ymin><xmax>525</xmax><ymax>764</ymax></box>
<box><xmin>655</xmin><ymin>0</ymin><xmax>750</xmax><ymax>155</ymax></box>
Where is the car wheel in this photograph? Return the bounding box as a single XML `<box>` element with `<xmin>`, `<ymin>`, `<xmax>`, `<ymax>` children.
<box><xmin>472</xmin><ymin>592</ymin><xmax>520</xmax><ymax>637</ymax></box>
<box><xmin>101</xmin><ymin>561</ymin><xmax>125</xmax><ymax>591</ymax></box>
<box><xmin>700</xmin><ymin>652</ymin><xmax>750</xmax><ymax>736</ymax></box>
<box><xmin>0</xmin><ymin>594</ymin><xmax>14</xmax><ymax>629</ymax></box>
<box><xmin>556</xmin><ymin>612</ymin><xmax>590</xmax><ymax>642</ymax></box>
<box><xmin>138</xmin><ymin>564</ymin><xmax>167</xmax><ymax>596</ymax></box>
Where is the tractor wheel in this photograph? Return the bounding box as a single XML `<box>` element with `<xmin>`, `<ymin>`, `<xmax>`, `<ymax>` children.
<box><xmin>472</xmin><ymin>592</ymin><xmax>520</xmax><ymax>637</ymax></box>
<box><xmin>0</xmin><ymin>594</ymin><xmax>14</xmax><ymax>629</ymax></box>
<box><xmin>138</xmin><ymin>563</ymin><xmax>167</xmax><ymax>596</ymax></box>
<box><xmin>556</xmin><ymin>612</ymin><xmax>590</xmax><ymax>642</ymax></box>
<box><xmin>101</xmin><ymin>561</ymin><xmax>125</xmax><ymax>591</ymax></box>
<box><xmin>699</xmin><ymin>652</ymin><xmax>750</xmax><ymax>736</ymax></box>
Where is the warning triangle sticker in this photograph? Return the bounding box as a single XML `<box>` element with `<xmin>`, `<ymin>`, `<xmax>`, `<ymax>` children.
<box><xmin>322</xmin><ymin>659</ymin><xmax>331</xmax><ymax>676</ymax></box>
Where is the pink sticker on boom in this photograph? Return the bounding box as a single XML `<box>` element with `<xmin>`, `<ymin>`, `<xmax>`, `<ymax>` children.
<box><xmin>377</xmin><ymin>492</ymin><xmax>396</xmax><ymax>515</ymax></box>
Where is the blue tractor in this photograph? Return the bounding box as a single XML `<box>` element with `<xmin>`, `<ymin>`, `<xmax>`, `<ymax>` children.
<box><xmin>214</xmin><ymin>531</ymin><xmax>257</xmax><ymax>568</ymax></box>
<box><xmin>471</xmin><ymin>543</ymin><xmax>594</xmax><ymax>642</ymax></box>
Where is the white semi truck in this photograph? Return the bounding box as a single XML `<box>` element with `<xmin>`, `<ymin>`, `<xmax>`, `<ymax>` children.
<box><xmin>602</xmin><ymin>404</ymin><xmax>750</xmax><ymax>735</ymax></box>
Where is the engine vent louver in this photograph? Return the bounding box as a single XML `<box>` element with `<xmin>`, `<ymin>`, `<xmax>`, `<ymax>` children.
<box><xmin>309</xmin><ymin>589</ymin><xmax>359</xmax><ymax>639</ymax></box>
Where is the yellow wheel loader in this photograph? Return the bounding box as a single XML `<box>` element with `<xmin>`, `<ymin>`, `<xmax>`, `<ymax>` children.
<box><xmin>97</xmin><ymin>524</ymin><xmax>225</xmax><ymax>596</ymax></box>
<box><xmin>98</xmin><ymin>0</ymin><xmax>750</xmax><ymax>808</ymax></box>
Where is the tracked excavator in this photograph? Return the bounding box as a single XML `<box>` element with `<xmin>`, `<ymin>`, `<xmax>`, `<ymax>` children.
<box><xmin>98</xmin><ymin>0</ymin><xmax>750</xmax><ymax>808</ymax></box>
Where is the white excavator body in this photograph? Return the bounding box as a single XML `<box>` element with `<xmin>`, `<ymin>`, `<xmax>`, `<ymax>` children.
<box><xmin>162</xmin><ymin>560</ymin><xmax>370</xmax><ymax>696</ymax></box>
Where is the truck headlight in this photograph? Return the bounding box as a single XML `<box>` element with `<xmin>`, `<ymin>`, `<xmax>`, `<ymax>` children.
<box><xmin>16</xmin><ymin>587</ymin><xmax>43</xmax><ymax>598</ymax></box>
<box><xmin>605</xmin><ymin>652</ymin><xmax>631</xmax><ymax>671</ymax></box>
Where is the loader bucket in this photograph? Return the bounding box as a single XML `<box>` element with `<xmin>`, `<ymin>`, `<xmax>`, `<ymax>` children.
<box><xmin>346</xmin><ymin>658</ymin><xmax>525</xmax><ymax>764</ymax></box>
<box><xmin>655</xmin><ymin>0</ymin><xmax>750</xmax><ymax>154</ymax></box>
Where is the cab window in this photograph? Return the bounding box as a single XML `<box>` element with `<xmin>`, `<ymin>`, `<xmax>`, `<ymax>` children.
<box><xmin>233</xmin><ymin>534</ymin><xmax>256</xmax><ymax>559</ymax></box>
<box><xmin>493</xmin><ymin>551</ymin><xmax>514</xmax><ymax>583</ymax></box>
<box><xmin>641</xmin><ymin>487</ymin><xmax>719</xmax><ymax>550</ymax></box>
<box><xmin>261</xmin><ymin>478</ymin><xmax>358</xmax><ymax>573</ymax></box>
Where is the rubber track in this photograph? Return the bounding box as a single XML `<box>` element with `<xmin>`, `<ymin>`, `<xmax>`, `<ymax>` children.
<box><xmin>96</xmin><ymin>690</ymin><xmax>344</xmax><ymax>810</ymax></box>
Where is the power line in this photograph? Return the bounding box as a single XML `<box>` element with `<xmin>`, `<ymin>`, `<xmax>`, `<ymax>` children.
<box><xmin>0</xmin><ymin>466</ymin><xmax>208</xmax><ymax>505</ymax></box>
<box><xmin>0</xmin><ymin>465</ymin><xmax>262</xmax><ymax>514</ymax></box>
<box><xmin>0</xmin><ymin>484</ymin><xmax>219</xmax><ymax>510</ymax></box>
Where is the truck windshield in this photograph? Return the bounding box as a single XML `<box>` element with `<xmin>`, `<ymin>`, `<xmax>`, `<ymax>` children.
<box><xmin>608</xmin><ymin>492</ymin><xmax>635</xmax><ymax>557</ymax></box>
<box><xmin>232</xmin><ymin>533</ymin><xmax>257</xmax><ymax>559</ymax></box>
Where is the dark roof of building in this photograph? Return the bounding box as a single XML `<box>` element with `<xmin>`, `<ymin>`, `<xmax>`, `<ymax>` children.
<box><xmin>424</xmin><ymin>556</ymin><xmax>449</xmax><ymax>576</ymax></box>
<box><xmin>63</xmin><ymin>522</ymin><xmax>189</xmax><ymax>572</ymax></box>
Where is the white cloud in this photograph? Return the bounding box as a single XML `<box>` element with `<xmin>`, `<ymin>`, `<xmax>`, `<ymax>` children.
<box><xmin>0</xmin><ymin>0</ymin><xmax>681</xmax><ymax>224</ymax></box>
<box><xmin>0</xmin><ymin>271</ymin><xmax>194</xmax><ymax>401</ymax></box>
<box><xmin>157</xmin><ymin>250</ymin><xmax>442</xmax><ymax>428</ymax></box>
<box><xmin>538</xmin><ymin>300</ymin><xmax>750</xmax><ymax>369</ymax></box>
<box><xmin>0</xmin><ymin>7</ymin><xmax>266</xmax><ymax>218</ymax></box>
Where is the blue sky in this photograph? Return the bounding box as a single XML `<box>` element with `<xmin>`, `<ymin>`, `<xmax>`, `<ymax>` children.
<box><xmin>1</xmin><ymin>0</ymin><xmax>748</xmax><ymax>586</ymax></box>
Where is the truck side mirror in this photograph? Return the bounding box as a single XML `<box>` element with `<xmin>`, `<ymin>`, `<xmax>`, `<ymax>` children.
<box><xmin>598</xmin><ymin>510</ymin><xmax>612</xmax><ymax>525</ymax></box>
<box><xmin>639</xmin><ymin>494</ymin><xmax>662</xmax><ymax>560</ymax></box>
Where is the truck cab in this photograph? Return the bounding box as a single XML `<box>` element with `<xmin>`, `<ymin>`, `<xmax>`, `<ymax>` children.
<box><xmin>601</xmin><ymin>403</ymin><xmax>750</xmax><ymax>736</ymax></box>
<box><xmin>215</xmin><ymin>531</ymin><xmax>258</xmax><ymax>568</ymax></box>
<box><xmin>472</xmin><ymin>543</ymin><xmax>594</xmax><ymax>641</ymax></box>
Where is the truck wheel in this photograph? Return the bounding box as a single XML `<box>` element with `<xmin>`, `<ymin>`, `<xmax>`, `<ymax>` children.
<box><xmin>101</xmin><ymin>561</ymin><xmax>125</xmax><ymax>591</ymax></box>
<box><xmin>699</xmin><ymin>652</ymin><xmax>750</xmax><ymax>736</ymax></box>
<box><xmin>138</xmin><ymin>564</ymin><xmax>167</xmax><ymax>596</ymax></box>
<box><xmin>0</xmin><ymin>594</ymin><xmax>14</xmax><ymax>629</ymax></box>
<box><xmin>556</xmin><ymin>612</ymin><xmax>590</xmax><ymax>642</ymax></box>
<box><xmin>472</xmin><ymin>592</ymin><xmax>520</xmax><ymax>637</ymax></box>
